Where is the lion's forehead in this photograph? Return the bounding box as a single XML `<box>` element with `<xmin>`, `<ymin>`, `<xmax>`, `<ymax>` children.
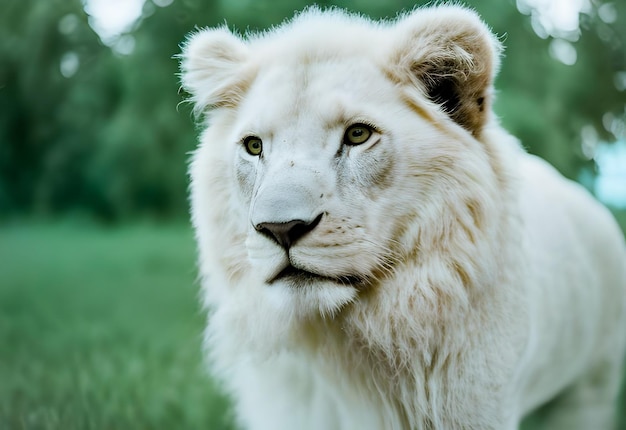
<box><xmin>237</xmin><ymin>60</ymin><xmax>402</xmax><ymax>138</ymax></box>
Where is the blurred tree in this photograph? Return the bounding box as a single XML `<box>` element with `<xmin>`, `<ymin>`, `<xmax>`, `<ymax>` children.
<box><xmin>0</xmin><ymin>0</ymin><xmax>623</xmax><ymax>221</ymax></box>
<box><xmin>492</xmin><ymin>1</ymin><xmax>626</xmax><ymax>180</ymax></box>
<box><xmin>85</xmin><ymin>0</ymin><xmax>221</xmax><ymax>219</ymax></box>
<box><xmin>0</xmin><ymin>0</ymin><xmax>110</xmax><ymax>216</ymax></box>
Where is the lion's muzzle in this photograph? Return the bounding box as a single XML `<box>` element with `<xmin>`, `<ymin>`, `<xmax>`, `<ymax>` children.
<box><xmin>250</xmin><ymin>162</ymin><xmax>327</xmax><ymax>250</ymax></box>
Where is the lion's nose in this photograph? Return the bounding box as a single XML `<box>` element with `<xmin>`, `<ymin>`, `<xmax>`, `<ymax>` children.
<box><xmin>256</xmin><ymin>213</ymin><xmax>323</xmax><ymax>249</ymax></box>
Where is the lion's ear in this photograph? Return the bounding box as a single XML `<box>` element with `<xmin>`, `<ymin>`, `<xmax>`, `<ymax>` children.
<box><xmin>389</xmin><ymin>6</ymin><xmax>501</xmax><ymax>136</ymax></box>
<box><xmin>180</xmin><ymin>28</ymin><xmax>249</xmax><ymax>113</ymax></box>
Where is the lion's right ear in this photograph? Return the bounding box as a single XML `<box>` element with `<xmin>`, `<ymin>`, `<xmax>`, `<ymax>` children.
<box><xmin>180</xmin><ymin>28</ymin><xmax>249</xmax><ymax>113</ymax></box>
<box><xmin>388</xmin><ymin>6</ymin><xmax>501</xmax><ymax>137</ymax></box>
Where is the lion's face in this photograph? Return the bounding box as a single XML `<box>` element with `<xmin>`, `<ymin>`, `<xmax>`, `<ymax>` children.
<box><xmin>234</xmin><ymin>60</ymin><xmax>426</xmax><ymax>293</ymax></box>
<box><xmin>183</xmin><ymin>7</ymin><xmax>500</xmax><ymax>320</ymax></box>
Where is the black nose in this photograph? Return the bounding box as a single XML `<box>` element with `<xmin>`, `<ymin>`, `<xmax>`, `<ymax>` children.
<box><xmin>256</xmin><ymin>213</ymin><xmax>323</xmax><ymax>249</ymax></box>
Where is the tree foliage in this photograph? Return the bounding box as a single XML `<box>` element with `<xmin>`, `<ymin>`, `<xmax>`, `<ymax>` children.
<box><xmin>0</xmin><ymin>0</ymin><xmax>624</xmax><ymax>221</ymax></box>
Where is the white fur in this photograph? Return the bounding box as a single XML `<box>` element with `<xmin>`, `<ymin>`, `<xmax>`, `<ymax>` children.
<box><xmin>181</xmin><ymin>6</ymin><xmax>626</xmax><ymax>430</ymax></box>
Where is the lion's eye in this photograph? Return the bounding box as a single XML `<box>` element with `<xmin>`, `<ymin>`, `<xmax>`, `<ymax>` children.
<box><xmin>344</xmin><ymin>124</ymin><xmax>372</xmax><ymax>145</ymax></box>
<box><xmin>244</xmin><ymin>136</ymin><xmax>263</xmax><ymax>156</ymax></box>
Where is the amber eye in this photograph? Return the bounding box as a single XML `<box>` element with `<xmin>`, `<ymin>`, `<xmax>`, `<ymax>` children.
<box><xmin>344</xmin><ymin>124</ymin><xmax>372</xmax><ymax>145</ymax></box>
<box><xmin>244</xmin><ymin>136</ymin><xmax>263</xmax><ymax>156</ymax></box>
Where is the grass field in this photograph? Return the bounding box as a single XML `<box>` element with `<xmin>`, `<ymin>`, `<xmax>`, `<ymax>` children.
<box><xmin>0</xmin><ymin>222</ymin><xmax>624</xmax><ymax>429</ymax></box>
<box><xmin>0</xmin><ymin>222</ymin><xmax>234</xmax><ymax>430</ymax></box>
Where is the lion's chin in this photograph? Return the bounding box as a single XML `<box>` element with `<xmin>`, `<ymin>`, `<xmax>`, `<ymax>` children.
<box><xmin>265</xmin><ymin>269</ymin><xmax>359</xmax><ymax>319</ymax></box>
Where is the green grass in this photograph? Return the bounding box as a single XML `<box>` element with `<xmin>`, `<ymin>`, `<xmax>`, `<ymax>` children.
<box><xmin>0</xmin><ymin>222</ymin><xmax>623</xmax><ymax>429</ymax></box>
<box><xmin>0</xmin><ymin>222</ymin><xmax>234</xmax><ymax>430</ymax></box>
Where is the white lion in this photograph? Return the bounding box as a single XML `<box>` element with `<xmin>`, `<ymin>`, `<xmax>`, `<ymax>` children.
<box><xmin>180</xmin><ymin>6</ymin><xmax>626</xmax><ymax>430</ymax></box>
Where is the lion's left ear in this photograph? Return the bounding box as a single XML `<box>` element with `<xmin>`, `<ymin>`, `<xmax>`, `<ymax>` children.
<box><xmin>389</xmin><ymin>6</ymin><xmax>501</xmax><ymax>136</ymax></box>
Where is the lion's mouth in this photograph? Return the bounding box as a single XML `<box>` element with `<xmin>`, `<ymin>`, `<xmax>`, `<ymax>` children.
<box><xmin>268</xmin><ymin>264</ymin><xmax>362</xmax><ymax>286</ymax></box>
